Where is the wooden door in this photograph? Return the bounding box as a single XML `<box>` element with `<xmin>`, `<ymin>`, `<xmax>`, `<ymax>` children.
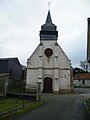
<box><xmin>43</xmin><ymin>77</ymin><xmax>53</xmax><ymax>93</ymax></box>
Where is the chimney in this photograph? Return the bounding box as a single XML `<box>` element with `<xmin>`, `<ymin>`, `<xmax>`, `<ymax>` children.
<box><xmin>87</xmin><ymin>18</ymin><xmax>90</xmax><ymax>63</ymax></box>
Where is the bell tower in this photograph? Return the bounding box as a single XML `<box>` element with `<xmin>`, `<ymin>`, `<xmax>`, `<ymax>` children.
<box><xmin>40</xmin><ymin>10</ymin><xmax>58</xmax><ymax>40</ymax></box>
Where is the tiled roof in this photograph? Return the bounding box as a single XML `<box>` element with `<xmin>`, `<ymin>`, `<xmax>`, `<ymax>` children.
<box><xmin>73</xmin><ymin>73</ymin><xmax>90</xmax><ymax>80</ymax></box>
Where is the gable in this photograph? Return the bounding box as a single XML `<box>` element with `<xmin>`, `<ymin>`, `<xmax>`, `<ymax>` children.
<box><xmin>55</xmin><ymin>44</ymin><xmax>70</xmax><ymax>68</ymax></box>
<box><xmin>57</xmin><ymin>44</ymin><xmax>70</xmax><ymax>61</ymax></box>
<box><xmin>27</xmin><ymin>45</ymin><xmax>40</xmax><ymax>68</ymax></box>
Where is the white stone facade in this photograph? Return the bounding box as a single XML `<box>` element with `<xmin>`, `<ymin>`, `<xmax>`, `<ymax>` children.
<box><xmin>26</xmin><ymin>40</ymin><xmax>71</xmax><ymax>93</ymax></box>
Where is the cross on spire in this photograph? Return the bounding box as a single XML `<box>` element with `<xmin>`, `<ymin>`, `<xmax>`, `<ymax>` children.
<box><xmin>48</xmin><ymin>2</ymin><xmax>50</xmax><ymax>11</ymax></box>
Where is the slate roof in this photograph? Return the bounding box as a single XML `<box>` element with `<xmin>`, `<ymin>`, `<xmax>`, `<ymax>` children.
<box><xmin>40</xmin><ymin>10</ymin><xmax>58</xmax><ymax>40</ymax></box>
<box><xmin>46</xmin><ymin>10</ymin><xmax>52</xmax><ymax>24</ymax></box>
<box><xmin>0</xmin><ymin>57</ymin><xmax>22</xmax><ymax>79</ymax></box>
<box><xmin>0</xmin><ymin>57</ymin><xmax>21</xmax><ymax>66</ymax></box>
<box><xmin>41</xmin><ymin>10</ymin><xmax>56</xmax><ymax>31</ymax></box>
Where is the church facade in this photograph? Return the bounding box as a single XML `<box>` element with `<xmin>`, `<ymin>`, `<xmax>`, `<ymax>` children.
<box><xmin>26</xmin><ymin>11</ymin><xmax>72</xmax><ymax>93</ymax></box>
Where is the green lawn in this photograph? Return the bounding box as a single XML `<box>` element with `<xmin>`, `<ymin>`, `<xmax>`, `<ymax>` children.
<box><xmin>7</xmin><ymin>85</ymin><xmax>23</xmax><ymax>93</ymax></box>
<box><xmin>7</xmin><ymin>85</ymin><xmax>37</xmax><ymax>94</ymax></box>
<box><xmin>0</xmin><ymin>98</ymin><xmax>31</xmax><ymax>114</ymax></box>
<box><xmin>0</xmin><ymin>98</ymin><xmax>42</xmax><ymax>120</ymax></box>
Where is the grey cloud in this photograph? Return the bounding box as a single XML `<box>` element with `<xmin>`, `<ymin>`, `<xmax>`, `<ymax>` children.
<box><xmin>0</xmin><ymin>0</ymin><xmax>90</xmax><ymax>67</ymax></box>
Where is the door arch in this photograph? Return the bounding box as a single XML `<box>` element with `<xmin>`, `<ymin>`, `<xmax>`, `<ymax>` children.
<box><xmin>43</xmin><ymin>77</ymin><xmax>53</xmax><ymax>93</ymax></box>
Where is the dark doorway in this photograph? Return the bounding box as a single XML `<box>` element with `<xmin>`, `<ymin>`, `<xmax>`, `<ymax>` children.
<box><xmin>82</xmin><ymin>79</ymin><xmax>85</xmax><ymax>85</ymax></box>
<box><xmin>43</xmin><ymin>77</ymin><xmax>53</xmax><ymax>93</ymax></box>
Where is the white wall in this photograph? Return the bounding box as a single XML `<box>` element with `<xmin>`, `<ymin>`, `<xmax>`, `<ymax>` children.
<box><xmin>26</xmin><ymin>40</ymin><xmax>71</xmax><ymax>92</ymax></box>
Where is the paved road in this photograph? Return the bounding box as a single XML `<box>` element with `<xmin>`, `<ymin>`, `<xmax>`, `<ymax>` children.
<box><xmin>10</xmin><ymin>94</ymin><xmax>87</xmax><ymax>120</ymax></box>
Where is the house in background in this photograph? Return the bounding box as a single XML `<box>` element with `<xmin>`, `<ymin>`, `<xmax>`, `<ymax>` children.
<box><xmin>0</xmin><ymin>57</ymin><xmax>23</xmax><ymax>85</ymax></box>
<box><xmin>73</xmin><ymin>73</ymin><xmax>90</xmax><ymax>86</ymax></box>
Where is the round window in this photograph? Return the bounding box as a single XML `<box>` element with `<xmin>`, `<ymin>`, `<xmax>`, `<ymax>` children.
<box><xmin>44</xmin><ymin>48</ymin><xmax>53</xmax><ymax>57</ymax></box>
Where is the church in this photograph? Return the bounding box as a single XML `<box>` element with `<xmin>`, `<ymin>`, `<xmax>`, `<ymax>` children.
<box><xmin>26</xmin><ymin>10</ymin><xmax>72</xmax><ymax>93</ymax></box>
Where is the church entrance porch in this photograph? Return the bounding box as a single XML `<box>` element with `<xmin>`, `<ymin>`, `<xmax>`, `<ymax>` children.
<box><xmin>43</xmin><ymin>77</ymin><xmax>53</xmax><ymax>93</ymax></box>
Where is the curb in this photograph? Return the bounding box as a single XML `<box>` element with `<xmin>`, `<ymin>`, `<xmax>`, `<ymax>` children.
<box><xmin>84</xmin><ymin>100</ymin><xmax>90</xmax><ymax>120</ymax></box>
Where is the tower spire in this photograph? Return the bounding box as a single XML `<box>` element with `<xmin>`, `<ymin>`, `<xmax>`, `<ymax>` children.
<box><xmin>45</xmin><ymin>10</ymin><xmax>52</xmax><ymax>23</ymax></box>
<box><xmin>40</xmin><ymin>5</ymin><xmax>58</xmax><ymax>40</ymax></box>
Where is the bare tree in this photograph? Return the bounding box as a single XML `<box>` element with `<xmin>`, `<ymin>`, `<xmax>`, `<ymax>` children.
<box><xmin>80</xmin><ymin>60</ymin><xmax>88</xmax><ymax>72</ymax></box>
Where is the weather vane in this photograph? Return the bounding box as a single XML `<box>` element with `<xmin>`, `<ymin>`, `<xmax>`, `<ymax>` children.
<box><xmin>48</xmin><ymin>1</ymin><xmax>50</xmax><ymax>11</ymax></box>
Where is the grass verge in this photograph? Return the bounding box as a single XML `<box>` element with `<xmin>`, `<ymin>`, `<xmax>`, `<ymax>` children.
<box><xmin>0</xmin><ymin>98</ymin><xmax>43</xmax><ymax>120</ymax></box>
<box><xmin>74</xmin><ymin>85</ymin><xmax>90</xmax><ymax>88</ymax></box>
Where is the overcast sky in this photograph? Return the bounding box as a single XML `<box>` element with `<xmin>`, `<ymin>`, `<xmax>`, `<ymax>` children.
<box><xmin>0</xmin><ymin>0</ymin><xmax>90</xmax><ymax>67</ymax></box>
